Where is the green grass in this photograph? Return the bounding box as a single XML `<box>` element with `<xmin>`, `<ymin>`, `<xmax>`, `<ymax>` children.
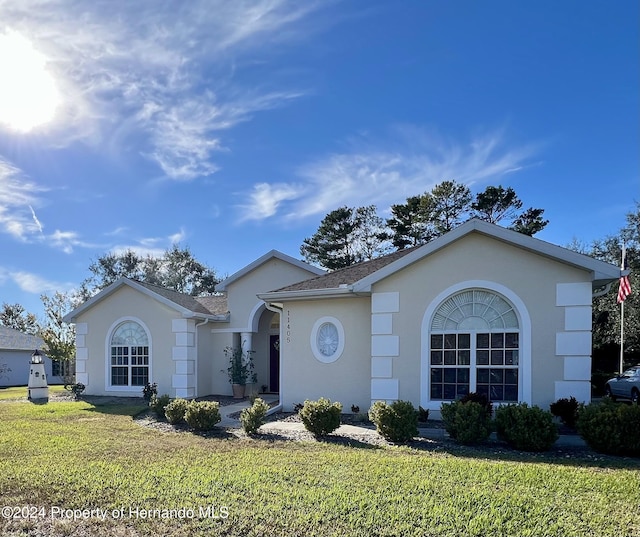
<box><xmin>0</xmin><ymin>385</ymin><xmax>67</xmax><ymax>400</ymax></box>
<box><xmin>0</xmin><ymin>400</ymin><xmax>638</xmax><ymax>537</ymax></box>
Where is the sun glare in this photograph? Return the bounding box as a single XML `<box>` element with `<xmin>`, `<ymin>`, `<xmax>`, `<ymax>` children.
<box><xmin>0</xmin><ymin>30</ymin><xmax>61</xmax><ymax>132</ymax></box>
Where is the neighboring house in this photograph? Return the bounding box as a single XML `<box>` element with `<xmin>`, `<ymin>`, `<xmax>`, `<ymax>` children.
<box><xmin>0</xmin><ymin>326</ymin><xmax>60</xmax><ymax>386</ymax></box>
<box><xmin>63</xmin><ymin>220</ymin><xmax>622</xmax><ymax>413</ymax></box>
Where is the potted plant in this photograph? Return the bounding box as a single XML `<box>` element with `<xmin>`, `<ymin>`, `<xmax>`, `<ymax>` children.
<box><xmin>224</xmin><ymin>346</ymin><xmax>257</xmax><ymax>399</ymax></box>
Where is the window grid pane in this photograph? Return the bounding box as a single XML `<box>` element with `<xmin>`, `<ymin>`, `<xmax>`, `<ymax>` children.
<box><xmin>431</xmin><ymin>367</ymin><xmax>470</xmax><ymax>400</ymax></box>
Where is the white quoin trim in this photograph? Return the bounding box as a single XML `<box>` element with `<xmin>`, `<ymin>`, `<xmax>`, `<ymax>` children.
<box><xmin>420</xmin><ymin>280</ymin><xmax>532</xmax><ymax>410</ymax></box>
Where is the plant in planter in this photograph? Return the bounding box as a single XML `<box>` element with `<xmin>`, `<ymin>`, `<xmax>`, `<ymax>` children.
<box><xmin>224</xmin><ymin>346</ymin><xmax>257</xmax><ymax>398</ymax></box>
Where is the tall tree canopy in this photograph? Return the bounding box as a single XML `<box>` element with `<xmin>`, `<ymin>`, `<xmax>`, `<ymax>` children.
<box><xmin>300</xmin><ymin>205</ymin><xmax>390</xmax><ymax>270</ymax></box>
<box><xmin>387</xmin><ymin>181</ymin><xmax>548</xmax><ymax>249</ymax></box>
<box><xmin>586</xmin><ymin>203</ymin><xmax>639</xmax><ymax>370</ymax></box>
<box><xmin>0</xmin><ymin>303</ymin><xmax>40</xmax><ymax>335</ymax></box>
<box><xmin>79</xmin><ymin>244</ymin><xmax>219</xmax><ymax>300</ymax></box>
<box><xmin>40</xmin><ymin>292</ymin><xmax>76</xmax><ymax>366</ymax></box>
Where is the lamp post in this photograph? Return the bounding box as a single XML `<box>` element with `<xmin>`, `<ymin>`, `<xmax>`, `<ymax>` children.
<box><xmin>28</xmin><ymin>349</ymin><xmax>49</xmax><ymax>402</ymax></box>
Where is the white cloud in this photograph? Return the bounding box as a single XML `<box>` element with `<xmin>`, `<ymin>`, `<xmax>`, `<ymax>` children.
<box><xmin>239</xmin><ymin>127</ymin><xmax>539</xmax><ymax>221</ymax></box>
<box><xmin>237</xmin><ymin>182</ymin><xmax>305</xmax><ymax>221</ymax></box>
<box><xmin>6</xmin><ymin>270</ymin><xmax>74</xmax><ymax>295</ymax></box>
<box><xmin>0</xmin><ymin>158</ymin><xmax>47</xmax><ymax>240</ymax></box>
<box><xmin>110</xmin><ymin>229</ymin><xmax>189</xmax><ymax>259</ymax></box>
<box><xmin>0</xmin><ymin>0</ymin><xmax>325</xmax><ymax>180</ymax></box>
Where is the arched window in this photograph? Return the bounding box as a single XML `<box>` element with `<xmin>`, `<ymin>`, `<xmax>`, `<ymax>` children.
<box><xmin>429</xmin><ymin>289</ymin><xmax>519</xmax><ymax>402</ymax></box>
<box><xmin>110</xmin><ymin>321</ymin><xmax>149</xmax><ymax>387</ymax></box>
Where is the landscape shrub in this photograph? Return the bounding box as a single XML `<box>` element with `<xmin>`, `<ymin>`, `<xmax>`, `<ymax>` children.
<box><xmin>495</xmin><ymin>403</ymin><xmax>558</xmax><ymax>452</ymax></box>
<box><xmin>64</xmin><ymin>382</ymin><xmax>85</xmax><ymax>400</ymax></box>
<box><xmin>300</xmin><ymin>398</ymin><xmax>342</xmax><ymax>437</ymax></box>
<box><xmin>142</xmin><ymin>382</ymin><xmax>157</xmax><ymax>402</ymax></box>
<box><xmin>150</xmin><ymin>394</ymin><xmax>171</xmax><ymax>419</ymax></box>
<box><xmin>184</xmin><ymin>400</ymin><xmax>221</xmax><ymax>431</ymax></box>
<box><xmin>240</xmin><ymin>397</ymin><xmax>270</xmax><ymax>434</ymax></box>
<box><xmin>164</xmin><ymin>398</ymin><xmax>189</xmax><ymax>425</ymax></box>
<box><xmin>368</xmin><ymin>400</ymin><xmax>418</xmax><ymax>443</ymax></box>
<box><xmin>418</xmin><ymin>406</ymin><xmax>430</xmax><ymax>423</ymax></box>
<box><xmin>549</xmin><ymin>396</ymin><xmax>580</xmax><ymax>428</ymax></box>
<box><xmin>460</xmin><ymin>392</ymin><xmax>493</xmax><ymax>417</ymax></box>
<box><xmin>577</xmin><ymin>399</ymin><xmax>640</xmax><ymax>456</ymax></box>
<box><xmin>440</xmin><ymin>400</ymin><xmax>492</xmax><ymax>445</ymax></box>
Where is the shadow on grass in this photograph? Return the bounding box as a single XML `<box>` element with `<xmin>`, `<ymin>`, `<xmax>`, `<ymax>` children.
<box><xmin>401</xmin><ymin>436</ymin><xmax>640</xmax><ymax>469</ymax></box>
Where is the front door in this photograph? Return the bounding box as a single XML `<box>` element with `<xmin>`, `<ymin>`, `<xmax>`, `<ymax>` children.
<box><xmin>269</xmin><ymin>335</ymin><xmax>280</xmax><ymax>392</ymax></box>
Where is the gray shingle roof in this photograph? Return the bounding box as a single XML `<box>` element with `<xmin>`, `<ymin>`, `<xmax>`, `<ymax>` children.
<box><xmin>0</xmin><ymin>326</ymin><xmax>44</xmax><ymax>351</ymax></box>
<box><xmin>133</xmin><ymin>281</ymin><xmax>228</xmax><ymax>316</ymax></box>
<box><xmin>273</xmin><ymin>247</ymin><xmax>419</xmax><ymax>292</ymax></box>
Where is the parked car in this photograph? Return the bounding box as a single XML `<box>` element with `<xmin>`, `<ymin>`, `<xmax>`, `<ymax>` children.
<box><xmin>605</xmin><ymin>366</ymin><xmax>640</xmax><ymax>404</ymax></box>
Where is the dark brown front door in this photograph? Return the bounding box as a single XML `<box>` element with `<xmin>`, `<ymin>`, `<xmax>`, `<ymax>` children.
<box><xmin>269</xmin><ymin>335</ymin><xmax>280</xmax><ymax>392</ymax></box>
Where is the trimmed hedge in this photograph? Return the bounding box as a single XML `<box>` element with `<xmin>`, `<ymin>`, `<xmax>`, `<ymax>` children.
<box><xmin>369</xmin><ymin>400</ymin><xmax>418</xmax><ymax>443</ymax></box>
<box><xmin>240</xmin><ymin>397</ymin><xmax>270</xmax><ymax>435</ymax></box>
<box><xmin>300</xmin><ymin>398</ymin><xmax>342</xmax><ymax>437</ymax></box>
<box><xmin>495</xmin><ymin>403</ymin><xmax>558</xmax><ymax>452</ymax></box>
<box><xmin>441</xmin><ymin>400</ymin><xmax>492</xmax><ymax>445</ymax></box>
<box><xmin>150</xmin><ymin>394</ymin><xmax>171</xmax><ymax>419</ymax></box>
<box><xmin>184</xmin><ymin>400</ymin><xmax>221</xmax><ymax>431</ymax></box>
<box><xmin>164</xmin><ymin>398</ymin><xmax>189</xmax><ymax>425</ymax></box>
<box><xmin>577</xmin><ymin>400</ymin><xmax>640</xmax><ymax>456</ymax></box>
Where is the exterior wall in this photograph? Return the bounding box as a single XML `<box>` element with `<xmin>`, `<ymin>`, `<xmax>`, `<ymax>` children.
<box><xmin>73</xmin><ymin>286</ymin><xmax>178</xmax><ymax>397</ymax></box>
<box><xmin>0</xmin><ymin>350</ymin><xmax>59</xmax><ymax>387</ymax></box>
<box><xmin>205</xmin><ymin>331</ymin><xmax>236</xmax><ymax>397</ymax></box>
<box><xmin>371</xmin><ymin>232</ymin><xmax>592</xmax><ymax>411</ymax></box>
<box><xmin>279</xmin><ymin>297</ymin><xmax>371</xmax><ymax>411</ymax></box>
<box><xmin>225</xmin><ymin>259</ymin><xmax>319</xmax><ymax>331</ymax></box>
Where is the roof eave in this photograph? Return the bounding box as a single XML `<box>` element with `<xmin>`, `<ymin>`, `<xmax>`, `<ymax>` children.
<box><xmin>182</xmin><ymin>312</ymin><xmax>230</xmax><ymax>322</ymax></box>
<box><xmin>258</xmin><ymin>287</ymin><xmax>357</xmax><ymax>302</ymax></box>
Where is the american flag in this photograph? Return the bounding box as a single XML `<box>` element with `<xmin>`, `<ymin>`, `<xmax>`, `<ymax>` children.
<box><xmin>617</xmin><ymin>246</ymin><xmax>632</xmax><ymax>304</ymax></box>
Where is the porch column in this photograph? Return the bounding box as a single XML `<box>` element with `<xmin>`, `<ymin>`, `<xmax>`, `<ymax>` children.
<box><xmin>240</xmin><ymin>332</ymin><xmax>253</xmax><ymax>354</ymax></box>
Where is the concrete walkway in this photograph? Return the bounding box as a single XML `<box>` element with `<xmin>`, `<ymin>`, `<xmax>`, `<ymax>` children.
<box><xmin>218</xmin><ymin>394</ymin><xmax>280</xmax><ymax>427</ymax></box>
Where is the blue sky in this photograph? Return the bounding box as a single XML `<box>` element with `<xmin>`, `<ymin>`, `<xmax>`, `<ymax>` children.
<box><xmin>0</xmin><ymin>0</ymin><xmax>637</xmax><ymax>319</ymax></box>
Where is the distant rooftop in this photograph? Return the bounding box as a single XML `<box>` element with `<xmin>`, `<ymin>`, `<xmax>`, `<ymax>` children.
<box><xmin>0</xmin><ymin>326</ymin><xmax>44</xmax><ymax>351</ymax></box>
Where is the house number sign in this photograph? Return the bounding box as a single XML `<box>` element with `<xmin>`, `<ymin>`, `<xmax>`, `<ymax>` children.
<box><xmin>286</xmin><ymin>309</ymin><xmax>291</xmax><ymax>343</ymax></box>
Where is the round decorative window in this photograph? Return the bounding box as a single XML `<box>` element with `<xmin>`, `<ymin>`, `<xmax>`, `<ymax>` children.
<box><xmin>310</xmin><ymin>316</ymin><xmax>345</xmax><ymax>363</ymax></box>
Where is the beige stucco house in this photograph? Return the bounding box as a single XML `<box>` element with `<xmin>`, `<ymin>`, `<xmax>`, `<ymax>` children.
<box><xmin>64</xmin><ymin>220</ymin><xmax>621</xmax><ymax>413</ymax></box>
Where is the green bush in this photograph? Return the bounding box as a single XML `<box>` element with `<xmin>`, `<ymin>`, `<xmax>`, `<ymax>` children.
<box><xmin>164</xmin><ymin>398</ymin><xmax>189</xmax><ymax>425</ymax></box>
<box><xmin>142</xmin><ymin>382</ymin><xmax>158</xmax><ymax>402</ymax></box>
<box><xmin>577</xmin><ymin>400</ymin><xmax>640</xmax><ymax>456</ymax></box>
<box><xmin>150</xmin><ymin>394</ymin><xmax>171</xmax><ymax>419</ymax></box>
<box><xmin>495</xmin><ymin>403</ymin><xmax>558</xmax><ymax>452</ymax></box>
<box><xmin>460</xmin><ymin>392</ymin><xmax>493</xmax><ymax>417</ymax></box>
<box><xmin>240</xmin><ymin>397</ymin><xmax>270</xmax><ymax>434</ymax></box>
<box><xmin>440</xmin><ymin>400</ymin><xmax>492</xmax><ymax>445</ymax></box>
<box><xmin>369</xmin><ymin>400</ymin><xmax>418</xmax><ymax>443</ymax></box>
<box><xmin>184</xmin><ymin>400</ymin><xmax>221</xmax><ymax>431</ymax></box>
<box><xmin>300</xmin><ymin>398</ymin><xmax>342</xmax><ymax>437</ymax></box>
<box><xmin>549</xmin><ymin>396</ymin><xmax>580</xmax><ymax>428</ymax></box>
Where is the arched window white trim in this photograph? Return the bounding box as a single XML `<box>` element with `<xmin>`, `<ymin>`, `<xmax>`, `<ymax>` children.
<box><xmin>104</xmin><ymin>317</ymin><xmax>152</xmax><ymax>392</ymax></box>
<box><xmin>420</xmin><ymin>281</ymin><xmax>531</xmax><ymax>410</ymax></box>
<box><xmin>310</xmin><ymin>316</ymin><xmax>345</xmax><ymax>363</ymax></box>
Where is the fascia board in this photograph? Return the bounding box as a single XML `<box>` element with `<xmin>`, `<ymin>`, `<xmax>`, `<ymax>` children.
<box><xmin>257</xmin><ymin>287</ymin><xmax>355</xmax><ymax>302</ymax></box>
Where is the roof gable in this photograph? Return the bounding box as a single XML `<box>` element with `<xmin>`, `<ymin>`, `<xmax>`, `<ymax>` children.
<box><xmin>63</xmin><ymin>278</ymin><xmax>229</xmax><ymax>323</ymax></box>
<box><xmin>259</xmin><ymin>220</ymin><xmax>621</xmax><ymax>300</ymax></box>
<box><xmin>215</xmin><ymin>250</ymin><xmax>325</xmax><ymax>292</ymax></box>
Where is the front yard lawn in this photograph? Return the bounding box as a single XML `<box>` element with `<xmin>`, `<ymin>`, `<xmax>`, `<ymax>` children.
<box><xmin>0</xmin><ymin>399</ymin><xmax>638</xmax><ymax>537</ymax></box>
